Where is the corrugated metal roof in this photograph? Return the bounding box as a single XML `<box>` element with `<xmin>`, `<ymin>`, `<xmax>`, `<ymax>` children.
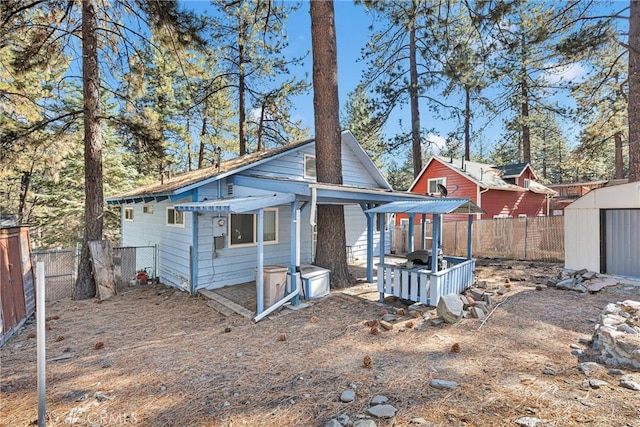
<box><xmin>365</xmin><ymin>198</ymin><xmax>484</xmax><ymax>215</ymax></box>
<box><xmin>173</xmin><ymin>193</ymin><xmax>296</xmax><ymax>213</ymax></box>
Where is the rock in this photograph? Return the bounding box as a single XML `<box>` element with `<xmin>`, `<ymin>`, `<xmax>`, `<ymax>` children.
<box><xmin>617</xmin><ymin>324</ymin><xmax>638</xmax><ymax>334</ymax></box>
<box><xmin>474</xmin><ymin>301</ymin><xmax>489</xmax><ymax>314</ymax></box>
<box><xmin>545</xmin><ymin>278</ymin><xmax>559</xmax><ymax>287</ymax></box>
<box><xmin>470</xmin><ymin>288</ymin><xmax>485</xmax><ymax>300</ymax></box>
<box><xmin>542</xmin><ymin>368</ymin><xmax>557</xmax><ymax>376</ymax></box>
<box><xmin>409</xmin><ymin>302</ymin><xmax>426</xmax><ymax>312</ymax></box>
<box><xmin>354</xmin><ymin>420</ymin><xmax>377</xmax><ymax>427</ymax></box>
<box><xmin>325</xmin><ymin>420</ymin><xmax>342</xmax><ymax>427</ymax></box>
<box><xmin>370</xmin><ymin>395</ymin><xmax>388</xmax><ymax>405</ymax></box>
<box><xmin>336</xmin><ymin>414</ymin><xmax>350</xmax><ymax>426</ymax></box>
<box><xmin>483</xmin><ymin>294</ymin><xmax>494</xmax><ymax>306</ymax></box>
<box><xmin>582</xmin><ymin>271</ymin><xmax>597</xmax><ymax>280</ymax></box>
<box><xmin>477</xmin><ymin>280</ymin><xmax>488</xmax><ymax>289</ymax></box>
<box><xmin>578</xmin><ymin>337</ymin><xmax>591</xmax><ymax>345</ymax></box>
<box><xmin>340</xmin><ymin>389</ymin><xmax>356</xmax><ymax>403</ymax></box>
<box><xmin>556</xmin><ymin>278</ymin><xmax>576</xmax><ymax>289</ymax></box>
<box><xmin>588</xmin><ymin>379</ymin><xmax>609</xmax><ymax>389</ymax></box>
<box><xmin>94</xmin><ymin>391</ymin><xmax>108</xmax><ymax>402</ymax></box>
<box><xmin>381</xmin><ymin>314</ymin><xmax>397</xmax><ymax>322</ymax></box>
<box><xmin>515</xmin><ymin>417</ymin><xmax>546</xmax><ymax>427</ymax></box>
<box><xmin>437</xmin><ymin>294</ymin><xmax>464</xmax><ymax>324</ymax></box>
<box><xmin>430</xmin><ymin>318</ymin><xmax>444</xmax><ymax>326</ymax></box>
<box><xmin>409</xmin><ymin>418</ymin><xmax>430</xmax><ymax>425</ymax></box>
<box><xmin>497</xmin><ymin>286</ymin><xmax>508</xmax><ymax>295</ymax></box>
<box><xmin>459</xmin><ymin>295</ymin><xmax>470</xmax><ymax>309</ymax></box>
<box><xmin>608</xmin><ymin>369</ymin><xmax>624</xmax><ymax>376</ymax></box>
<box><xmin>470</xmin><ymin>307</ymin><xmax>486</xmax><ymax>319</ymax></box>
<box><xmin>620</xmin><ymin>378</ymin><xmax>640</xmax><ymax>391</ymax></box>
<box><xmin>571</xmin><ymin>349</ymin><xmax>584</xmax><ymax>357</ymax></box>
<box><xmin>569</xmin><ymin>344</ymin><xmax>581</xmax><ymax>349</ymax></box>
<box><xmin>366</xmin><ymin>404</ymin><xmax>397</xmax><ymax>418</ymax></box>
<box><xmin>429</xmin><ymin>379</ymin><xmax>458</xmax><ymax>390</ymax></box>
<box><xmin>379</xmin><ymin>320</ymin><xmax>393</xmax><ymax>331</ymax></box>
<box><xmin>572</xmin><ymin>268</ymin><xmax>588</xmax><ymax>277</ymax></box>
<box><xmin>577</xmin><ymin>362</ymin><xmax>601</xmax><ymax>376</ymax></box>
<box><xmin>422</xmin><ymin>312</ymin><xmax>431</xmax><ymax>321</ymax></box>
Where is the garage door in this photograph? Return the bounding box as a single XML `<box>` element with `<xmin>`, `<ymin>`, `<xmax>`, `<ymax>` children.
<box><xmin>605</xmin><ymin>209</ymin><xmax>640</xmax><ymax>278</ymax></box>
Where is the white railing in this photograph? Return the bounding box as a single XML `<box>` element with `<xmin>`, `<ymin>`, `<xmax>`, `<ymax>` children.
<box><xmin>377</xmin><ymin>257</ymin><xmax>475</xmax><ymax>306</ymax></box>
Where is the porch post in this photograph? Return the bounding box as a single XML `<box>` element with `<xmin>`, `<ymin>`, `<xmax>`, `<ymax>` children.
<box><xmin>366</xmin><ymin>209</ymin><xmax>374</xmax><ymax>283</ymax></box>
<box><xmin>408</xmin><ymin>213</ymin><xmax>415</xmax><ymax>253</ymax></box>
<box><xmin>190</xmin><ymin>188</ymin><xmax>199</xmax><ymax>294</ymax></box>
<box><xmin>431</xmin><ymin>213</ymin><xmax>441</xmax><ymax>273</ymax></box>
<box><xmin>256</xmin><ymin>208</ymin><xmax>264</xmax><ymax>315</ymax></box>
<box><xmin>290</xmin><ymin>200</ymin><xmax>300</xmax><ymax>305</ymax></box>
<box><xmin>420</xmin><ymin>214</ymin><xmax>426</xmax><ymax>250</ymax></box>
<box><xmin>378</xmin><ymin>212</ymin><xmax>386</xmax><ymax>302</ymax></box>
<box><xmin>467</xmin><ymin>214</ymin><xmax>474</xmax><ymax>260</ymax></box>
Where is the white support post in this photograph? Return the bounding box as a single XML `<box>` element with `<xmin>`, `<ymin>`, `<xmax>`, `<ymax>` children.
<box><xmin>36</xmin><ymin>261</ymin><xmax>46</xmax><ymax>427</ymax></box>
<box><xmin>256</xmin><ymin>209</ymin><xmax>264</xmax><ymax>314</ymax></box>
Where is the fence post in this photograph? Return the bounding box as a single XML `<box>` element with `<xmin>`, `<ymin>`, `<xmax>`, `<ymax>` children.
<box><xmin>154</xmin><ymin>244</ymin><xmax>158</xmax><ymax>281</ymax></box>
<box><xmin>524</xmin><ymin>217</ymin><xmax>528</xmax><ymax>259</ymax></box>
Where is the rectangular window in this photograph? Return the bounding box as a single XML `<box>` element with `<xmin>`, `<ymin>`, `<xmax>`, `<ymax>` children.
<box><xmin>124</xmin><ymin>207</ymin><xmax>134</xmax><ymax>221</ymax></box>
<box><xmin>230</xmin><ymin>208</ymin><xmax>278</xmax><ymax>247</ymax></box>
<box><xmin>523</xmin><ymin>178</ymin><xmax>531</xmax><ymax>189</ymax></box>
<box><xmin>143</xmin><ymin>205</ymin><xmax>154</xmax><ymax>214</ymax></box>
<box><xmin>304</xmin><ymin>154</ymin><xmax>316</xmax><ymax>179</ymax></box>
<box><xmin>167</xmin><ymin>207</ymin><xmax>185</xmax><ymax>227</ymax></box>
<box><xmin>375</xmin><ymin>213</ymin><xmax>388</xmax><ymax>232</ymax></box>
<box><xmin>427</xmin><ymin>178</ymin><xmax>446</xmax><ymax>195</ymax></box>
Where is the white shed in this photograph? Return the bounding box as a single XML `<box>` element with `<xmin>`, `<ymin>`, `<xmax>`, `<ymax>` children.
<box><xmin>564</xmin><ymin>182</ymin><xmax>640</xmax><ymax>278</ymax></box>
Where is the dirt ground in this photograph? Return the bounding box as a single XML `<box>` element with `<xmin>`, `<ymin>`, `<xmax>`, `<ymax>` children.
<box><xmin>2</xmin><ymin>259</ymin><xmax>640</xmax><ymax>427</ymax></box>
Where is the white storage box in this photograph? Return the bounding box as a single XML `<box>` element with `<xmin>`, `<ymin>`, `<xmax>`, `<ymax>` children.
<box><xmin>256</xmin><ymin>265</ymin><xmax>288</xmax><ymax>307</ymax></box>
<box><xmin>300</xmin><ymin>265</ymin><xmax>331</xmax><ymax>299</ymax></box>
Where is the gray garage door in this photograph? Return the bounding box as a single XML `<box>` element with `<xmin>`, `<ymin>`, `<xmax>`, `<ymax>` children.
<box><xmin>605</xmin><ymin>209</ymin><xmax>640</xmax><ymax>278</ymax></box>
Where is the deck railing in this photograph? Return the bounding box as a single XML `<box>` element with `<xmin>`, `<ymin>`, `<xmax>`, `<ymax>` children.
<box><xmin>377</xmin><ymin>256</ymin><xmax>475</xmax><ymax>306</ymax></box>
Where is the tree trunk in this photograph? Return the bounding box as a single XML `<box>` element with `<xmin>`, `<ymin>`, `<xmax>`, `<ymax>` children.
<box><xmin>614</xmin><ymin>131</ymin><xmax>624</xmax><ymax>179</ymax></box>
<box><xmin>464</xmin><ymin>86</ymin><xmax>471</xmax><ymax>161</ymax></box>
<box><xmin>75</xmin><ymin>0</ymin><xmax>103</xmax><ymax>300</ymax></box>
<box><xmin>198</xmin><ymin>114</ymin><xmax>207</xmax><ymax>168</ymax></box>
<box><xmin>238</xmin><ymin>17</ymin><xmax>247</xmax><ymax>156</ymax></box>
<box><xmin>520</xmin><ymin>34</ymin><xmax>531</xmax><ymax>164</ymax></box>
<box><xmin>408</xmin><ymin>3</ymin><xmax>422</xmax><ymax>178</ymax></box>
<box><xmin>18</xmin><ymin>168</ymin><xmax>32</xmax><ymax>224</ymax></box>
<box><xmin>310</xmin><ymin>0</ymin><xmax>352</xmax><ymax>287</ymax></box>
<box><xmin>629</xmin><ymin>1</ymin><xmax>640</xmax><ymax>182</ymax></box>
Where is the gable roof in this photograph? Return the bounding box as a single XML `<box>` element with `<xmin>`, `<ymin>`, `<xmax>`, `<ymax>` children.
<box><xmin>409</xmin><ymin>156</ymin><xmax>556</xmax><ymax>195</ymax></box>
<box><xmin>493</xmin><ymin>162</ymin><xmax>532</xmax><ymax>178</ymax></box>
<box><xmin>107</xmin><ymin>130</ymin><xmax>389</xmax><ymax>203</ymax></box>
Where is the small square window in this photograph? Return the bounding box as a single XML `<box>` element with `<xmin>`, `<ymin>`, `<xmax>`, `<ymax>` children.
<box><xmin>167</xmin><ymin>207</ymin><xmax>185</xmax><ymax>227</ymax></box>
<box><xmin>427</xmin><ymin>178</ymin><xmax>446</xmax><ymax>195</ymax></box>
<box><xmin>124</xmin><ymin>207</ymin><xmax>134</xmax><ymax>221</ymax></box>
<box><xmin>304</xmin><ymin>154</ymin><xmax>316</xmax><ymax>179</ymax></box>
<box><xmin>143</xmin><ymin>205</ymin><xmax>154</xmax><ymax>214</ymax></box>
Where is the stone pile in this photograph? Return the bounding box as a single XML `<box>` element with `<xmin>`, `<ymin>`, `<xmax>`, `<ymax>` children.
<box><xmin>544</xmin><ymin>269</ymin><xmax>619</xmax><ymax>293</ymax></box>
<box><xmin>591</xmin><ymin>300</ymin><xmax>640</xmax><ymax>370</ymax></box>
<box><xmin>436</xmin><ymin>284</ymin><xmax>498</xmax><ymax>324</ymax></box>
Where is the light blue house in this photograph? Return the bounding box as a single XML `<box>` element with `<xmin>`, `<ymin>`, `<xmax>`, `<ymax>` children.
<box><xmin>107</xmin><ymin>131</ymin><xmax>439</xmax><ymax>317</ymax></box>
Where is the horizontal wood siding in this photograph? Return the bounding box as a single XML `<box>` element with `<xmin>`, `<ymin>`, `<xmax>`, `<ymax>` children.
<box><xmin>482</xmin><ymin>190</ymin><xmax>547</xmax><ymax>218</ymax></box>
<box><xmin>344</xmin><ymin>205</ymin><xmax>387</xmax><ymax>261</ymax></box>
<box><xmin>196</xmin><ymin>204</ymin><xmax>314</xmax><ymax>290</ymax></box>
<box><xmin>121</xmin><ymin>197</ymin><xmax>192</xmax><ymax>290</ymax></box>
<box><xmin>400</xmin><ymin>159</ymin><xmax>479</xmax><ymax>224</ymax></box>
<box><xmin>246</xmin><ymin>143</ymin><xmax>380</xmax><ymax>188</ymax></box>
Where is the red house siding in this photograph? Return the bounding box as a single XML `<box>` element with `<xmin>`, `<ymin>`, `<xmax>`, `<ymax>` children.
<box><xmin>396</xmin><ymin>158</ymin><xmax>550</xmax><ymax>225</ymax></box>
<box><xmin>481</xmin><ymin>190</ymin><xmax>547</xmax><ymax>218</ymax></box>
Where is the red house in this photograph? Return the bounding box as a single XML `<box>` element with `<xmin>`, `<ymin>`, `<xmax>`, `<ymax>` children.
<box><xmin>400</xmin><ymin>156</ymin><xmax>556</xmax><ymax>223</ymax></box>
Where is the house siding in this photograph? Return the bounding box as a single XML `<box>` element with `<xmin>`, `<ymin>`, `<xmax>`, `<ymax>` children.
<box><xmin>482</xmin><ymin>190</ymin><xmax>547</xmax><ymax>218</ymax></box>
<box><xmin>344</xmin><ymin>205</ymin><xmax>388</xmax><ymax>261</ymax></box>
<box><xmin>121</xmin><ymin>196</ymin><xmax>193</xmax><ymax>290</ymax></box>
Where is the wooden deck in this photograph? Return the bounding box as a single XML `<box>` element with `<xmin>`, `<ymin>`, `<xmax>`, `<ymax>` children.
<box><xmin>199</xmin><ymin>282</ymin><xmax>256</xmax><ymax>318</ymax></box>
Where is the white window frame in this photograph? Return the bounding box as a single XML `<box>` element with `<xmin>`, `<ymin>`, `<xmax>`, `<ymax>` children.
<box><xmin>427</xmin><ymin>177</ymin><xmax>446</xmax><ymax>195</ymax></box>
<box><xmin>143</xmin><ymin>205</ymin><xmax>154</xmax><ymax>214</ymax></box>
<box><xmin>523</xmin><ymin>178</ymin><xmax>531</xmax><ymax>189</ymax></box>
<box><xmin>124</xmin><ymin>207</ymin><xmax>134</xmax><ymax>221</ymax></box>
<box><xmin>166</xmin><ymin>207</ymin><xmax>185</xmax><ymax>227</ymax></box>
<box><xmin>303</xmin><ymin>154</ymin><xmax>317</xmax><ymax>179</ymax></box>
<box><xmin>229</xmin><ymin>208</ymin><xmax>279</xmax><ymax>248</ymax></box>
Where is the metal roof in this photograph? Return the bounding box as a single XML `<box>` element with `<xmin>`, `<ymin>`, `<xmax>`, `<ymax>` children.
<box><xmin>173</xmin><ymin>193</ymin><xmax>296</xmax><ymax>214</ymax></box>
<box><xmin>365</xmin><ymin>198</ymin><xmax>484</xmax><ymax>215</ymax></box>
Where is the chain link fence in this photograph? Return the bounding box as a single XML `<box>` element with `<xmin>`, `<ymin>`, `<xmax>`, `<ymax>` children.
<box><xmin>391</xmin><ymin>216</ymin><xmax>564</xmax><ymax>262</ymax></box>
<box><xmin>33</xmin><ymin>244</ymin><xmax>158</xmax><ymax>301</ymax></box>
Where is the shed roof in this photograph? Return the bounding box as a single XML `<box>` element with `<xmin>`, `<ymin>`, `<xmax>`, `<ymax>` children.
<box><xmin>174</xmin><ymin>193</ymin><xmax>296</xmax><ymax>214</ymax></box>
<box><xmin>565</xmin><ymin>182</ymin><xmax>640</xmax><ymax>210</ymax></box>
<box><xmin>365</xmin><ymin>198</ymin><xmax>484</xmax><ymax>215</ymax></box>
<box><xmin>493</xmin><ymin>162</ymin><xmax>530</xmax><ymax>178</ymax></box>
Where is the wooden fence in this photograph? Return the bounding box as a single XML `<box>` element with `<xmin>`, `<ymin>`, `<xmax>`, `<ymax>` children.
<box><xmin>391</xmin><ymin>216</ymin><xmax>564</xmax><ymax>262</ymax></box>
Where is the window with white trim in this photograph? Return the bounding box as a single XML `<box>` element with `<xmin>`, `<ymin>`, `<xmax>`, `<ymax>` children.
<box><xmin>124</xmin><ymin>207</ymin><xmax>134</xmax><ymax>221</ymax></box>
<box><xmin>167</xmin><ymin>207</ymin><xmax>185</xmax><ymax>227</ymax></box>
<box><xmin>427</xmin><ymin>178</ymin><xmax>446</xmax><ymax>194</ymax></box>
<box><xmin>304</xmin><ymin>154</ymin><xmax>316</xmax><ymax>179</ymax></box>
<box><xmin>229</xmin><ymin>208</ymin><xmax>278</xmax><ymax>247</ymax></box>
<box><xmin>143</xmin><ymin>205</ymin><xmax>154</xmax><ymax>214</ymax></box>
<box><xmin>523</xmin><ymin>178</ymin><xmax>531</xmax><ymax>189</ymax></box>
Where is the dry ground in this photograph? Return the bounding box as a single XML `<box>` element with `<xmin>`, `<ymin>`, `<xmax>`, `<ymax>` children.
<box><xmin>2</xmin><ymin>259</ymin><xmax>640</xmax><ymax>427</ymax></box>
